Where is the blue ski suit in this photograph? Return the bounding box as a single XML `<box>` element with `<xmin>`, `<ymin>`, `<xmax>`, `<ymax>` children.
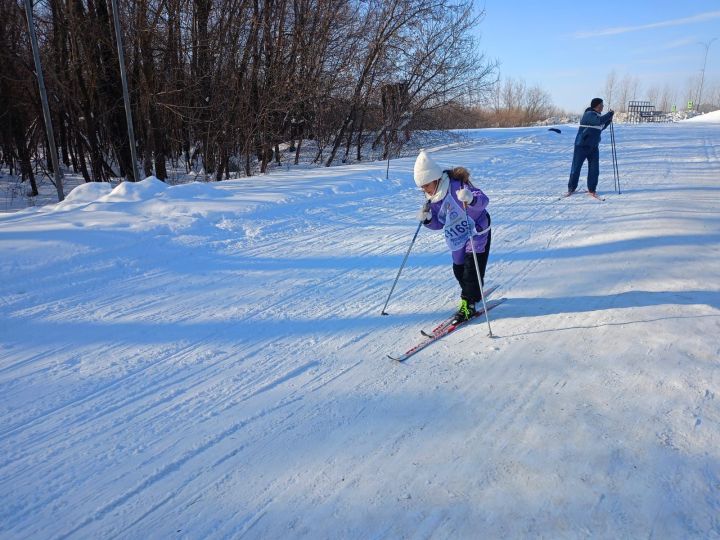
<box><xmin>568</xmin><ymin>107</ymin><xmax>614</xmax><ymax>193</ymax></box>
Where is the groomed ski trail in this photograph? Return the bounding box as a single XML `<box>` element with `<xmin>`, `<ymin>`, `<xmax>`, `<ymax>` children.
<box><xmin>1</xmin><ymin>124</ymin><xmax>719</xmax><ymax>538</ymax></box>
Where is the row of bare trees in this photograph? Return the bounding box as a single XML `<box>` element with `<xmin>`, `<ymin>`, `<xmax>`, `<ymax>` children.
<box><xmin>417</xmin><ymin>77</ymin><xmax>558</xmax><ymax>129</ymax></box>
<box><xmin>483</xmin><ymin>77</ymin><xmax>556</xmax><ymax>126</ymax></box>
<box><xmin>603</xmin><ymin>69</ymin><xmax>720</xmax><ymax>113</ymax></box>
<box><xmin>0</xmin><ymin>0</ymin><xmax>497</xmax><ymax>190</ymax></box>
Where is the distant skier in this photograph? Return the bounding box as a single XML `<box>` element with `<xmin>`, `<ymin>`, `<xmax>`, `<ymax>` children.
<box><xmin>566</xmin><ymin>97</ymin><xmax>614</xmax><ymax>197</ymax></box>
<box><xmin>414</xmin><ymin>150</ymin><xmax>491</xmax><ymax>324</ymax></box>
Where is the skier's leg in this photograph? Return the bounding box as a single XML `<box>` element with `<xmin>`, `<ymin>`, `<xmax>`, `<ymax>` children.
<box><xmin>568</xmin><ymin>146</ymin><xmax>584</xmax><ymax>192</ymax></box>
<box><xmin>462</xmin><ymin>258</ymin><xmax>484</xmax><ymax>303</ymax></box>
<box><xmin>587</xmin><ymin>146</ymin><xmax>600</xmax><ymax>192</ymax></box>
<box><xmin>460</xmin><ymin>226</ymin><xmax>491</xmax><ymax>302</ymax></box>
<box><xmin>453</xmin><ymin>262</ymin><xmax>465</xmax><ymax>287</ymax></box>
<box><xmin>461</xmin><ymin>255</ymin><xmax>480</xmax><ymax>302</ymax></box>
<box><xmin>477</xmin><ymin>228</ymin><xmax>491</xmax><ymax>284</ymax></box>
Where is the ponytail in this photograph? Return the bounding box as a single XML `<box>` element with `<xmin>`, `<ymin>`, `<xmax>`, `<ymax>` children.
<box><xmin>450</xmin><ymin>166</ymin><xmax>471</xmax><ymax>185</ymax></box>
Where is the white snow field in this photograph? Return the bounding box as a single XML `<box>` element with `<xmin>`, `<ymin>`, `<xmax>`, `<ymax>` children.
<box><xmin>684</xmin><ymin>109</ymin><xmax>720</xmax><ymax>123</ymax></box>
<box><xmin>1</xmin><ymin>121</ymin><xmax>719</xmax><ymax>539</ymax></box>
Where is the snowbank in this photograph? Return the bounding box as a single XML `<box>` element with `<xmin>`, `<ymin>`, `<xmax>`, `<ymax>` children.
<box><xmin>682</xmin><ymin>109</ymin><xmax>720</xmax><ymax>123</ymax></box>
<box><xmin>59</xmin><ymin>181</ymin><xmax>113</xmax><ymax>204</ymax></box>
<box><xmin>98</xmin><ymin>175</ymin><xmax>168</xmax><ymax>202</ymax></box>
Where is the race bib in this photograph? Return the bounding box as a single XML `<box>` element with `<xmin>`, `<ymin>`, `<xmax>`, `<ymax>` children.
<box><xmin>439</xmin><ymin>193</ymin><xmax>476</xmax><ymax>251</ymax></box>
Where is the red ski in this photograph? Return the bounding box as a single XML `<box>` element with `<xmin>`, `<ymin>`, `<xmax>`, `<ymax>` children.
<box><xmin>422</xmin><ymin>284</ymin><xmax>499</xmax><ymax>338</ymax></box>
<box><xmin>388</xmin><ymin>298</ymin><xmax>506</xmax><ymax>362</ymax></box>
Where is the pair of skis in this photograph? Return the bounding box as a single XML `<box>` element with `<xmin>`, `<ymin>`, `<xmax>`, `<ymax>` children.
<box><xmin>388</xmin><ymin>285</ymin><xmax>505</xmax><ymax>363</ymax></box>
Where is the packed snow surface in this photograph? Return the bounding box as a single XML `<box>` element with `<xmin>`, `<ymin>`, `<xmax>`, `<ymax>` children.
<box><xmin>1</xmin><ymin>123</ymin><xmax>719</xmax><ymax>538</ymax></box>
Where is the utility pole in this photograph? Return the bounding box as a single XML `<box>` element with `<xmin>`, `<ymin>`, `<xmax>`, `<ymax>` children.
<box><xmin>697</xmin><ymin>38</ymin><xmax>717</xmax><ymax>112</ymax></box>
<box><xmin>110</xmin><ymin>0</ymin><xmax>140</xmax><ymax>182</ymax></box>
<box><xmin>23</xmin><ymin>0</ymin><xmax>64</xmax><ymax>201</ymax></box>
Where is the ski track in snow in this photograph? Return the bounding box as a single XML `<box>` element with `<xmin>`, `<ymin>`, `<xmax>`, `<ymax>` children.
<box><xmin>1</xmin><ymin>124</ymin><xmax>720</xmax><ymax>538</ymax></box>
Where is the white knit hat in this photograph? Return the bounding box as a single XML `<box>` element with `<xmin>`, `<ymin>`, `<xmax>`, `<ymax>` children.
<box><xmin>413</xmin><ymin>150</ymin><xmax>444</xmax><ymax>187</ymax></box>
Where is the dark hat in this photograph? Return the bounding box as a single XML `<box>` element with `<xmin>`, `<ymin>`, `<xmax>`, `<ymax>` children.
<box><xmin>590</xmin><ymin>97</ymin><xmax>604</xmax><ymax>108</ymax></box>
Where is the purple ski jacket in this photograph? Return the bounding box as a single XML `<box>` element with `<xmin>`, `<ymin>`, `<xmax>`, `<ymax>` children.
<box><xmin>423</xmin><ymin>177</ymin><xmax>490</xmax><ymax>265</ymax></box>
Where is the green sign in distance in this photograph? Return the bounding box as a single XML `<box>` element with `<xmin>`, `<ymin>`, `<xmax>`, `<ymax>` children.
<box><xmin>687</xmin><ymin>101</ymin><xmax>694</xmax><ymax>110</ymax></box>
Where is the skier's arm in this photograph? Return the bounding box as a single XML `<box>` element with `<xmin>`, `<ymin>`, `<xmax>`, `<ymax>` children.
<box><xmin>423</xmin><ymin>212</ymin><xmax>443</xmax><ymax>230</ymax></box>
<box><xmin>419</xmin><ymin>202</ymin><xmax>443</xmax><ymax>230</ymax></box>
<box><xmin>599</xmin><ymin>110</ymin><xmax>614</xmax><ymax>130</ymax></box>
<box><xmin>464</xmin><ymin>188</ymin><xmax>489</xmax><ymax>220</ymax></box>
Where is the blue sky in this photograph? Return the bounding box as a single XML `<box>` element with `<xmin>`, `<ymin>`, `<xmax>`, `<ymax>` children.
<box><xmin>476</xmin><ymin>1</ymin><xmax>720</xmax><ymax>111</ymax></box>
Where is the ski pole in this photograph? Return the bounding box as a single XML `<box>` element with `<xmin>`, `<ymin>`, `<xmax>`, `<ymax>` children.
<box><xmin>615</xmin><ymin>124</ymin><xmax>621</xmax><ymax>193</ymax></box>
<box><xmin>380</xmin><ymin>208</ymin><xmax>426</xmax><ymax>315</ymax></box>
<box><xmin>463</xmin><ymin>204</ymin><xmax>493</xmax><ymax>337</ymax></box>
<box><xmin>614</xmin><ymin>123</ymin><xmax>621</xmax><ymax>193</ymax></box>
<box><xmin>611</xmin><ymin>128</ymin><xmax>615</xmax><ymax>192</ymax></box>
<box><xmin>610</xmin><ymin>122</ymin><xmax>621</xmax><ymax>194</ymax></box>
<box><xmin>609</xmin><ymin>121</ymin><xmax>617</xmax><ymax>192</ymax></box>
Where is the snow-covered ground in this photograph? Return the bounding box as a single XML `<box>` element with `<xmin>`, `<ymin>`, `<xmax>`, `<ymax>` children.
<box><xmin>1</xmin><ymin>121</ymin><xmax>719</xmax><ymax>538</ymax></box>
<box><xmin>684</xmin><ymin>109</ymin><xmax>720</xmax><ymax>123</ymax></box>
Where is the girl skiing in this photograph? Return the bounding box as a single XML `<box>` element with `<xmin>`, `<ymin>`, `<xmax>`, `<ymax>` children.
<box><xmin>414</xmin><ymin>150</ymin><xmax>491</xmax><ymax>324</ymax></box>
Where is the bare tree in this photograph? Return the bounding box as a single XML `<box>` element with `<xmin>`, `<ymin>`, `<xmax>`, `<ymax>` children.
<box><xmin>645</xmin><ymin>85</ymin><xmax>660</xmax><ymax>108</ymax></box>
<box><xmin>630</xmin><ymin>77</ymin><xmax>641</xmax><ymax>104</ymax></box>
<box><xmin>684</xmin><ymin>74</ymin><xmax>702</xmax><ymax>110</ymax></box>
<box><xmin>373</xmin><ymin>1</ymin><xmax>497</xmax><ymax>158</ymax></box>
<box><xmin>524</xmin><ymin>84</ymin><xmax>552</xmax><ymax>122</ymax></box>
<box><xmin>616</xmin><ymin>74</ymin><xmax>634</xmax><ymax>112</ymax></box>
<box><xmin>658</xmin><ymin>84</ymin><xmax>676</xmax><ymax>112</ymax></box>
<box><xmin>0</xmin><ymin>0</ymin><xmax>40</xmax><ymax>195</ymax></box>
<box><xmin>709</xmin><ymin>84</ymin><xmax>720</xmax><ymax>111</ymax></box>
<box><xmin>603</xmin><ymin>69</ymin><xmax>617</xmax><ymax>109</ymax></box>
<box><xmin>482</xmin><ymin>76</ymin><xmax>553</xmax><ymax>127</ymax></box>
<box><xmin>0</xmin><ymin>0</ymin><xmax>496</xmax><ymax>186</ymax></box>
